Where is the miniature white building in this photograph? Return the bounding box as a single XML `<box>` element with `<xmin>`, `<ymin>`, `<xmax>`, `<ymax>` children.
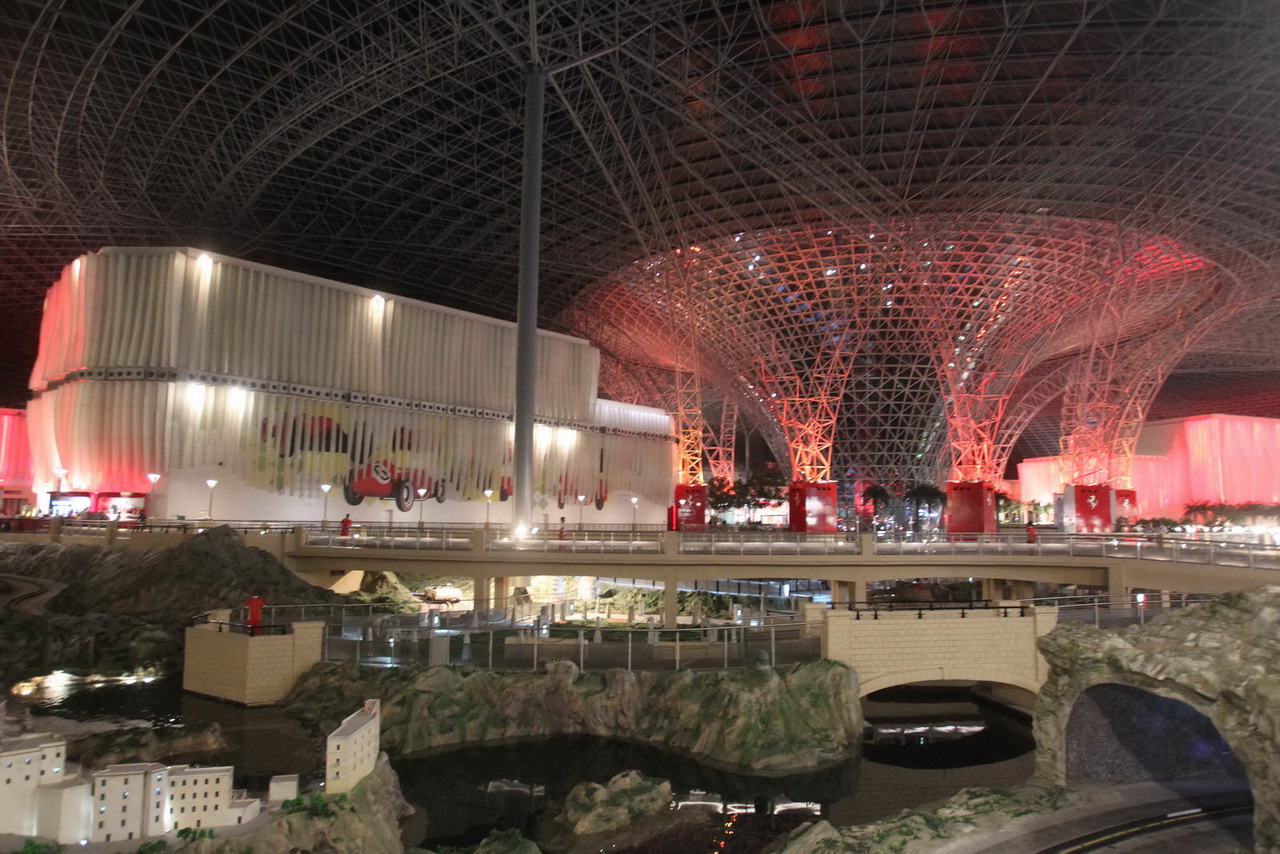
<box><xmin>325</xmin><ymin>698</ymin><xmax>380</xmax><ymax>795</ymax></box>
<box><xmin>0</xmin><ymin>733</ymin><xmax>88</xmax><ymax>842</ymax></box>
<box><xmin>90</xmin><ymin>762</ymin><xmax>167</xmax><ymax>844</ymax></box>
<box><xmin>163</xmin><ymin>765</ymin><xmax>234</xmax><ymax>834</ymax></box>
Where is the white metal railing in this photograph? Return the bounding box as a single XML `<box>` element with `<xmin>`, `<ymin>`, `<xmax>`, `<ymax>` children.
<box><xmin>874</xmin><ymin>531</ymin><xmax>1280</xmax><ymax>570</ymax></box>
<box><xmin>318</xmin><ymin>617</ymin><xmax>822</xmax><ymax>672</ymax></box>
<box><xmin>30</xmin><ymin>519</ymin><xmax>1280</xmax><ymax>572</ymax></box>
<box><xmin>679</xmin><ymin>531</ymin><xmax>861</xmax><ymax>555</ymax></box>
<box><xmin>1020</xmin><ymin>592</ymin><xmax>1215</xmax><ymax>629</ymax></box>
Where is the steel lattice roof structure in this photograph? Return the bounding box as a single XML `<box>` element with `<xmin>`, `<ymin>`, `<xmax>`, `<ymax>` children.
<box><xmin>5</xmin><ymin>1</ymin><xmax>1280</xmax><ymax>501</ymax></box>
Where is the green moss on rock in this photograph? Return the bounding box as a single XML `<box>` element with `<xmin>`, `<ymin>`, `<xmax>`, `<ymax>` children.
<box><xmin>284</xmin><ymin>659</ymin><xmax>861</xmax><ymax>772</ymax></box>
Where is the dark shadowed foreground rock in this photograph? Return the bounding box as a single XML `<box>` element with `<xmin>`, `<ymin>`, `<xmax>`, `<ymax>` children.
<box><xmin>0</xmin><ymin>526</ymin><xmax>344</xmax><ymax>683</ymax></box>
<box><xmin>1034</xmin><ymin>585</ymin><xmax>1280</xmax><ymax>853</ymax></box>
<box><xmin>69</xmin><ymin>720</ymin><xmax>225</xmax><ymax>769</ymax></box>
<box><xmin>765</xmin><ymin>785</ymin><xmax>1071</xmax><ymax>853</ymax></box>
<box><xmin>284</xmin><ymin>658</ymin><xmax>862</xmax><ymax>772</ymax></box>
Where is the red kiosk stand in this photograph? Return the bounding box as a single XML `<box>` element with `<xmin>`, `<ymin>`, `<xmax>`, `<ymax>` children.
<box><xmin>1114</xmin><ymin>488</ymin><xmax>1139</xmax><ymax>524</ymax></box>
<box><xmin>1060</xmin><ymin>485</ymin><xmax>1137</xmax><ymax>532</ymax></box>
<box><xmin>788</xmin><ymin>481</ymin><xmax>838</xmax><ymax>533</ymax></box>
<box><xmin>944</xmin><ymin>481</ymin><xmax>997</xmax><ymax>535</ymax></box>
<box><xmin>670</xmin><ymin>483</ymin><xmax>707</xmax><ymax>531</ymax></box>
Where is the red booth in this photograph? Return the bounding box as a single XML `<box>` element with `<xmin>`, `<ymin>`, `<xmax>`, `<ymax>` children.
<box><xmin>671</xmin><ymin>483</ymin><xmax>707</xmax><ymax>531</ymax></box>
<box><xmin>944</xmin><ymin>481</ymin><xmax>997</xmax><ymax>535</ymax></box>
<box><xmin>788</xmin><ymin>481</ymin><xmax>838</xmax><ymax>532</ymax></box>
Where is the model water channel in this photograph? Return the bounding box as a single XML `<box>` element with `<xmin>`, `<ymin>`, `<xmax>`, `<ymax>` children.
<box><xmin>16</xmin><ymin>677</ymin><xmax>1035</xmax><ymax>852</ymax></box>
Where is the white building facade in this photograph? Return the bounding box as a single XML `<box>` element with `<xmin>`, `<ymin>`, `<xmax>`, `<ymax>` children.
<box><xmin>29</xmin><ymin>247</ymin><xmax>676</xmax><ymax>525</ymax></box>
<box><xmin>325</xmin><ymin>698</ymin><xmax>380</xmax><ymax>795</ymax></box>
<box><xmin>0</xmin><ymin>733</ymin><xmax>85</xmax><ymax>841</ymax></box>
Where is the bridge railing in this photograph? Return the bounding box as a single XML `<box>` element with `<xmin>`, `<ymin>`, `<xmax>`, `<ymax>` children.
<box><xmin>319</xmin><ymin>618</ymin><xmax>823</xmax><ymax>672</ymax></box>
<box><xmin>678</xmin><ymin>531</ymin><xmax>860</xmax><ymax>555</ymax></box>
<box><xmin>824</xmin><ymin>599</ymin><xmax>1033</xmax><ymax>619</ymax></box>
<box><xmin>1021</xmin><ymin>592</ymin><xmax>1215</xmax><ymax>629</ymax></box>
<box><xmin>28</xmin><ymin>519</ymin><xmax>1280</xmax><ymax>574</ymax></box>
<box><xmin>874</xmin><ymin>531</ymin><xmax>1280</xmax><ymax>570</ymax></box>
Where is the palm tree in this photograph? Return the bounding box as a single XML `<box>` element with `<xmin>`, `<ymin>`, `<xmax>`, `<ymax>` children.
<box><xmin>862</xmin><ymin>484</ymin><xmax>893</xmax><ymax>520</ymax></box>
<box><xmin>906</xmin><ymin>484</ymin><xmax>948</xmax><ymax>534</ymax></box>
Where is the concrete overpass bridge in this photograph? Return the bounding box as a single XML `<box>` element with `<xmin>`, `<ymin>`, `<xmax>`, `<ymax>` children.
<box><xmin>11</xmin><ymin>519</ymin><xmax>1272</xmax><ymax>703</ymax></box>
<box><xmin>271</xmin><ymin>526</ymin><xmax>1279</xmax><ymax>625</ymax></box>
<box><xmin>17</xmin><ymin>520</ymin><xmax>1278</xmax><ymax>627</ymax></box>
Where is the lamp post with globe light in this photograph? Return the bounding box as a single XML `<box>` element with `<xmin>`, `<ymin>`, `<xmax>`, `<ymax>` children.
<box><xmin>320</xmin><ymin>483</ymin><xmax>332</xmax><ymax>528</ymax></box>
<box><xmin>146</xmin><ymin>473</ymin><xmax>161</xmax><ymax>524</ymax></box>
<box><xmin>417</xmin><ymin>488</ymin><xmax>428</xmax><ymax>528</ymax></box>
<box><xmin>484</xmin><ymin>488</ymin><xmax>494</xmax><ymax>531</ymax></box>
<box><xmin>206</xmin><ymin>479</ymin><xmax>218</xmax><ymax>520</ymax></box>
<box><xmin>577</xmin><ymin>494</ymin><xmax>587</xmax><ymax>531</ymax></box>
<box><xmin>630</xmin><ymin>495</ymin><xmax>639</xmax><ymax>533</ymax></box>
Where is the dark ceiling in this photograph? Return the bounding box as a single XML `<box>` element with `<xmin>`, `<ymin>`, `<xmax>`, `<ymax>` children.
<box><xmin>3</xmin><ymin>1</ymin><xmax>1280</xmax><ymax>462</ymax></box>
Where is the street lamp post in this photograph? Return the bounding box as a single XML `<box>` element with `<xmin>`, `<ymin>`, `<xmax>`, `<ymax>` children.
<box><xmin>630</xmin><ymin>495</ymin><xmax>638</xmax><ymax>533</ymax></box>
<box><xmin>206</xmin><ymin>479</ymin><xmax>218</xmax><ymax>520</ymax></box>
<box><xmin>577</xmin><ymin>494</ymin><xmax>586</xmax><ymax>531</ymax></box>
<box><xmin>417</xmin><ymin>488</ymin><xmax>428</xmax><ymax>528</ymax></box>
<box><xmin>146</xmin><ymin>473</ymin><xmax>161</xmax><ymax>525</ymax></box>
<box><xmin>483</xmin><ymin>488</ymin><xmax>493</xmax><ymax>531</ymax></box>
<box><xmin>320</xmin><ymin>483</ymin><xmax>332</xmax><ymax>528</ymax></box>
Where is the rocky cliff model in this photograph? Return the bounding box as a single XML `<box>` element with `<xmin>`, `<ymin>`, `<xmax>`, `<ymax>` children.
<box><xmin>285</xmin><ymin>658</ymin><xmax>862</xmax><ymax>773</ymax></box>
<box><xmin>1034</xmin><ymin>585</ymin><xmax>1280</xmax><ymax>853</ymax></box>
<box><xmin>0</xmin><ymin>526</ymin><xmax>344</xmax><ymax>683</ymax></box>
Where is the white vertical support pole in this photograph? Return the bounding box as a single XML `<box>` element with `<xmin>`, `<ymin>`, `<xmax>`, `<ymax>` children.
<box><xmin>513</xmin><ymin>66</ymin><xmax>547</xmax><ymax>535</ymax></box>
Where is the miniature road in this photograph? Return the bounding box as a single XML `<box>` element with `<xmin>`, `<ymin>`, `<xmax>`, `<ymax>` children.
<box><xmin>932</xmin><ymin>780</ymin><xmax>1253</xmax><ymax>854</ymax></box>
<box><xmin>0</xmin><ymin>572</ymin><xmax>65</xmax><ymax>613</ymax></box>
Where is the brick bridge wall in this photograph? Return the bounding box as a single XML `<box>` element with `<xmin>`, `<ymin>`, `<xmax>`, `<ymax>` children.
<box><xmin>818</xmin><ymin>606</ymin><xmax>1058</xmax><ymax>697</ymax></box>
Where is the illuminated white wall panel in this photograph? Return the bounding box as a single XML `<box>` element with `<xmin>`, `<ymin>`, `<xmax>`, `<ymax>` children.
<box><xmin>29</xmin><ymin>248</ymin><xmax>675</xmax><ymax>521</ymax></box>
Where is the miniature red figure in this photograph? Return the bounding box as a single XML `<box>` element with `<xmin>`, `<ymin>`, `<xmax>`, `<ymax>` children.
<box><xmin>340</xmin><ymin>513</ymin><xmax>352</xmax><ymax>536</ymax></box>
<box><xmin>246</xmin><ymin>594</ymin><xmax>264</xmax><ymax>636</ymax></box>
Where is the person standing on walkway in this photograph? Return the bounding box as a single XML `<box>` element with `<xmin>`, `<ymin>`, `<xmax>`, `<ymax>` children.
<box><xmin>340</xmin><ymin>514</ymin><xmax>352</xmax><ymax>536</ymax></box>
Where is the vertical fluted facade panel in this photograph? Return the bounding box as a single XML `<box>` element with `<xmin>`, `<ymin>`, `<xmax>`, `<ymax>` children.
<box><xmin>28</xmin><ymin>248</ymin><xmax>674</xmax><ymax>503</ymax></box>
